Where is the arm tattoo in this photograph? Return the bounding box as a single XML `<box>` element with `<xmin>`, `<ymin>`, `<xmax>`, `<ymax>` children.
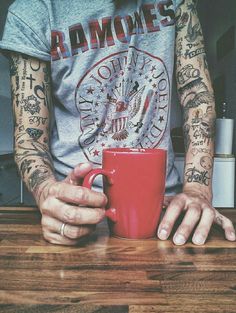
<box><xmin>10</xmin><ymin>53</ymin><xmax>55</xmax><ymax>197</ymax></box>
<box><xmin>175</xmin><ymin>1</ymin><xmax>216</xmax><ymax>195</ymax></box>
<box><xmin>185</xmin><ymin>165</ymin><xmax>210</xmax><ymax>186</ymax></box>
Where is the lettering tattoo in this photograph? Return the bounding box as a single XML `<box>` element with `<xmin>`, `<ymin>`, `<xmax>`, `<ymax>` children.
<box><xmin>191</xmin><ymin>147</ymin><xmax>212</xmax><ymax>156</ymax></box>
<box><xmin>185</xmin><ymin>47</ymin><xmax>205</xmax><ymax>59</ymax></box>
<box><xmin>185</xmin><ymin>166</ymin><xmax>210</xmax><ymax>186</ymax></box>
<box><xmin>28</xmin><ymin>116</ymin><xmax>48</xmax><ymax>126</ymax></box>
<box><xmin>183</xmin><ymin>107</ymin><xmax>215</xmax><ymax>150</ymax></box>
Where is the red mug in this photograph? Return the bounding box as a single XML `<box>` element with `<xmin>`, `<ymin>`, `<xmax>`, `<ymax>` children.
<box><xmin>83</xmin><ymin>148</ymin><xmax>167</xmax><ymax>239</ymax></box>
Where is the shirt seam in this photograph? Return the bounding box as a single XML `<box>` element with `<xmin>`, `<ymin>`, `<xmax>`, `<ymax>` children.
<box><xmin>8</xmin><ymin>9</ymin><xmax>50</xmax><ymax>51</ymax></box>
<box><xmin>0</xmin><ymin>42</ymin><xmax>51</xmax><ymax>61</ymax></box>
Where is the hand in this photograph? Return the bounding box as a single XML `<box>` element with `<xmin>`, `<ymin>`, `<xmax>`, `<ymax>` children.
<box><xmin>158</xmin><ymin>190</ymin><xmax>236</xmax><ymax>245</ymax></box>
<box><xmin>37</xmin><ymin>163</ymin><xmax>107</xmax><ymax>245</ymax></box>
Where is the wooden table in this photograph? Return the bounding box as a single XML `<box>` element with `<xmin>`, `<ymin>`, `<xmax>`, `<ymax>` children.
<box><xmin>0</xmin><ymin>207</ymin><xmax>235</xmax><ymax>313</ymax></box>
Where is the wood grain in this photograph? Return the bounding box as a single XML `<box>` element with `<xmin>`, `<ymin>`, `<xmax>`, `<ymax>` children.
<box><xmin>0</xmin><ymin>207</ymin><xmax>235</xmax><ymax>312</ymax></box>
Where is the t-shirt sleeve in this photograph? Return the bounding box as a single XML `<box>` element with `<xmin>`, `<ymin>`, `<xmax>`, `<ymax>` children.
<box><xmin>0</xmin><ymin>1</ymin><xmax>51</xmax><ymax>61</ymax></box>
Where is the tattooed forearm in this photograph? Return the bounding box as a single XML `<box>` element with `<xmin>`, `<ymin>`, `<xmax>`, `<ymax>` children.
<box><xmin>177</xmin><ymin>64</ymin><xmax>200</xmax><ymax>85</ymax></box>
<box><xmin>16</xmin><ymin>140</ymin><xmax>54</xmax><ymax>166</ymax></box>
<box><xmin>185</xmin><ymin>165</ymin><xmax>210</xmax><ymax>186</ymax></box>
<box><xmin>200</xmin><ymin>155</ymin><xmax>212</xmax><ymax>170</ymax></box>
<box><xmin>10</xmin><ymin>52</ymin><xmax>55</xmax><ymax>198</ymax></box>
<box><xmin>28</xmin><ymin>169</ymin><xmax>51</xmax><ymax>192</ymax></box>
<box><xmin>176</xmin><ymin>0</ymin><xmax>205</xmax><ymax>61</ymax></box>
<box><xmin>175</xmin><ymin>0</ymin><xmax>216</xmax><ymax>199</ymax></box>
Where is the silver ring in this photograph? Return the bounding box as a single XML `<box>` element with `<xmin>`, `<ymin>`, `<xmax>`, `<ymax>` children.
<box><xmin>60</xmin><ymin>223</ymin><xmax>66</xmax><ymax>237</ymax></box>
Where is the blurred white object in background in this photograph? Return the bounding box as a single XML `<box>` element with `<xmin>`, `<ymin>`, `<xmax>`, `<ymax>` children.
<box><xmin>215</xmin><ymin>118</ymin><xmax>234</xmax><ymax>155</ymax></box>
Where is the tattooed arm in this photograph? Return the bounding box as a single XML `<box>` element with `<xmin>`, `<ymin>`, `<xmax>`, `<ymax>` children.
<box><xmin>10</xmin><ymin>52</ymin><xmax>55</xmax><ymax>198</ymax></box>
<box><xmin>10</xmin><ymin>53</ymin><xmax>106</xmax><ymax>245</ymax></box>
<box><xmin>157</xmin><ymin>0</ymin><xmax>235</xmax><ymax>245</ymax></box>
<box><xmin>176</xmin><ymin>0</ymin><xmax>215</xmax><ymax>201</ymax></box>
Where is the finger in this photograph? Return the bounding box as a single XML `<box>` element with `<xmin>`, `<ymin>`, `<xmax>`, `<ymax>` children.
<box><xmin>192</xmin><ymin>207</ymin><xmax>215</xmax><ymax>245</ymax></box>
<box><xmin>64</xmin><ymin>163</ymin><xmax>93</xmax><ymax>186</ymax></box>
<box><xmin>48</xmin><ymin>182</ymin><xmax>107</xmax><ymax>207</ymax></box>
<box><xmin>173</xmin><ymin>206</ymin><xmax>201</xmax><ymax>245</ymax></box>
<box><xmin>43</xmin><ymin>231</ymin><xmax>79</xmax><ymax>246</ymax></box>
<box><xmin>42</xmin><ymin>198</ymin><xmax>106</xmax><ymax>225</ymax></box>
<box><xmin>215</xmin><ymin>213</ymin><xmax>236</xmax><ymax>241</ymax></box>
<box><xmin>42</xmin><ymin>215</ymin><xmax>95</xmax><ymax>239</ymax></box>
<box><xmin>157</xmin><ymin>196</ymin><xmax>185</xmax><ymax>240</ymax></box>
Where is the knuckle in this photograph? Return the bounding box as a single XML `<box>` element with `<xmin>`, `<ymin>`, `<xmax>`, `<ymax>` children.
<box><xmin>67</xmin><ymin>227</ymin><xmax>83</xmax><ymax>239</ymax></box>
<box><xmin>42</xmin><ymin>231</ymin><xmax>52</xmax><ymax>243</ymax></box>
<box><xmin>40</xmin><ymin>203</ymin><xmax>47</xmax><ymax>215</ymax></box>
<box><xmin>193</xmin><ymin>205</ymin><xmax>201</xmax><ymax>212</ymax></box>
<box><xmin>96</xmin><ymin>208</ymin><xmax>105</xmax><ymax>222</ymax></box>
<box><xmin>48</xmin><ymin>182</ymin><xmax>60</xmax><ymax>196</ymax></box>
<box><xmin>205</xmin><ymin>207</ymin><xmax>216</xmax><ymax>219</ymax></box>
<box><xmin>102</xmin><ymin>194</ymin><xmax>108</xmax><ymax>206</ymax></box>
<box><xmin>41</xmin><ymin>216</ymin><xmax>48</xmax><ymax>227</ymax></box>
<box><xmin>40</xmin><ymin>197</ymin><xmax>51</xmax><ymax>214</ymax></box>
<box><xmin>76</xmin><ymin>187</ymin><xmax>86</xmax><ymax>202</ymax></box>
<box><xmin>63</xmin><ymin>205</ymin><xmax>78</xmax><ymax>223</ymax></box>
<box><xmin>189</xmin><ymin>206</ymin><xmax>201</xmax><ymax>216</ymax></box>
<box><xmin>224</xmin><ymin>217</ymin><xmax>234</xmax><ymax>228</ymax></box>
<box><xmin>41</xmin><ymin>197</ymin><xmax>56</xmax><ymax>216</ymax></box>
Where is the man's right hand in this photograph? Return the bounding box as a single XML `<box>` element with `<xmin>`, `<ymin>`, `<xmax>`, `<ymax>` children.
<box><xmin>37</xmin><ymin>163</ymin><xmax>107</xmax><ymax>245</ymax></box>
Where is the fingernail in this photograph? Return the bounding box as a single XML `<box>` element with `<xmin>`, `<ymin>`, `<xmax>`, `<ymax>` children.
<box><xmin>158</xmin><ymin>229</ymin><xmax>168</xmax><ymax>240</ymax></box>
<box><xmin>174</xmin><ymin>234</ymin><xmax>185</xmax><ymax>245</ymax></box>
<box><xmin>79</xmin><ymin>163</ymin><xmax>90</xmax><ymax>170</ymax></box>
<box><xmin>229</xmin><ymin>231</ymin><xmax>236</xmax><ymax>241</ymax></box>
<box><xmin>193</xmin><ymin>234</ymin><xmax>205</xmax><ymax>245</ymax></box>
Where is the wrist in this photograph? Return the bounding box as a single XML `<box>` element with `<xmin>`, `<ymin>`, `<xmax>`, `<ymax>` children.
<box><xmin>183</xmin><ymin>183</ymin><xmax>213</xmax><ymax>203</ymax></box>
<box><xmin>33</xmin><ymin>176</ymin><xmax>57</xmax><ymax>206</ymax></box>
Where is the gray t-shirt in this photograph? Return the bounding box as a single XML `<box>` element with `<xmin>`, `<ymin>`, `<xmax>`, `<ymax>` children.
<box><xmin>0</xmin><ymin>0</ymin><xmax>182</xmax><ymax>194</ymax></box>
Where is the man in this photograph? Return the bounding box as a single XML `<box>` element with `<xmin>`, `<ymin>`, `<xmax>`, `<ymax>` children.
<box><xmin>0</xmin><ymin>0</ymin><xmax>235</xmax><ymax>245</ymax></box>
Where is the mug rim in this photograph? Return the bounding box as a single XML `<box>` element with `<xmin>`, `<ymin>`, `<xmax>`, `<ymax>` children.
<box><xmin>103</xmin><ymin>147</ymin><xmax>166</xmax><ymax>155</ymax></box>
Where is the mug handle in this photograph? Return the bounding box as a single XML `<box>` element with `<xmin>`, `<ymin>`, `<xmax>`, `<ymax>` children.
<box><xmin>82</xmin><ymin>169</ymin><xmax>117</xmax><ymax>223</ymax></box>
